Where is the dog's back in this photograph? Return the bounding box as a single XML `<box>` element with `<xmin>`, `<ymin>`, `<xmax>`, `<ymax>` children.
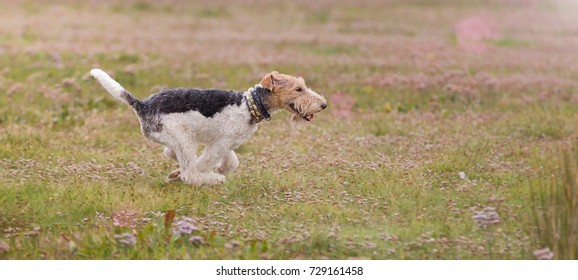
<box><xmin>91</xmin><ymin>68</ymin><xmax>255</xmax><ymax>144</ymax></box>
<box><xmin>142</xmin><ymin>88</ymin><xmax>244</xmax><ymax>118</ymax></box>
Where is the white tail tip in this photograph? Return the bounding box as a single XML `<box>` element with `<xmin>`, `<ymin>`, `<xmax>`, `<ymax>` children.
<box><xmin>90</xmin><ymin>68</ymin><xmax>126</xmax><ymax>102</ymax></box>
<box><xmin>90</xmin><ymin>68</ymin><xmax>108</xmax><ymax>79</ymax></box>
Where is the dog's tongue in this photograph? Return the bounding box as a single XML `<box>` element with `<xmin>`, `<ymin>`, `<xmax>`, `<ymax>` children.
<box><xmin>309</xmin><ymin>114</ymin><xmax>315</xmax><ymax>121</ymax></box>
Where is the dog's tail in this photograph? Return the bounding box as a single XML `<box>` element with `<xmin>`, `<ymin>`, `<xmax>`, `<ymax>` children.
<box><xmin>90</xmin><ymin>68</ymin><xmax>142</xmax><ymax>110</ymax></box>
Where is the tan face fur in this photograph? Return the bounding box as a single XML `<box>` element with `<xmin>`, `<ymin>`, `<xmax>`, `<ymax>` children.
<box><xmin>259</xmin><ymin>71</ymin><xmax>327</xmax><ymax>124</ymax></box>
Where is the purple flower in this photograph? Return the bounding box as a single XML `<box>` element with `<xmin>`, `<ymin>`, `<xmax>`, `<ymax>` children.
<box><xmin>472</xmin><ymin>207</ymin><xmax>500</xmax><ymax>228</ymax></box>
<box><xmin>95</xmin><ymin>212</ymin><xmax>109</xmax><ymax>221</ymax></box>
<box><xmin>114</xmin><ymin>233</ymin><xmax>136</xmax><ymax>247</ymax></box>
<box><xmin>225</xmin><ymin>240</ymin><xmax>241</xmax><ymax>249</ymax></box>
<box><xmin>172</xmin><ymin>217</ymin><xmax>199</xmax><ymax>235</ymax></box>
<box><xmin>533</xmin><ymin>247</ymin><xmax>554</xmax><ymax>260</ymax></box>
<box><xmin>189</xmin><ymin>235</ymin><xmax>205</xmax><ymax>245</ymax></box>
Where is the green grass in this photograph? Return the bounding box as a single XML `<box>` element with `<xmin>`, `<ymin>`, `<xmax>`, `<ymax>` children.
<box><xmin>493</xmin><ymin>38</ymin><xmax>532</xmax><ymax>48</ymax></box>
<box><xmin>1</xmin><ymin>0</ymin><xmax>578</xmax><ymax>259</ymax></box>
<box><xmin>530</xmin><ymin>145</ymin><xmax>578</xmax><ymax>259</ymax></box>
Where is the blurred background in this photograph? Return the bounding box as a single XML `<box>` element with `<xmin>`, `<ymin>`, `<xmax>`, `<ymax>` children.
<box><xmin>2</xmin><ymin>0</ymin><xmax>578</xmax><ymax>66</ymax></box>
<box><xmin>2</xmin><ymin>0</ymin><xmax>578</xmax><ymax>116</ymax></box>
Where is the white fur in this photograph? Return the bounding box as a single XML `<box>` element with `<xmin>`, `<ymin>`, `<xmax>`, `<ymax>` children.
<box><xmin>90</xmin><ymin>69</ymin><xmax>128</xmax><ymax>104</ymax></box>
<box><xmin>151</xmin><ymin>102</ymin><xmax>258</xmax><ymax>185</ymax></box>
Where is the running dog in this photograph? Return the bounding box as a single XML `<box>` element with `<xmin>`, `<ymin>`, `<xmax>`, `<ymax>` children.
<box><xmin>90</xmin><ymin>69</ymin><xmax>326</xmax><ymax>186</ymax></box>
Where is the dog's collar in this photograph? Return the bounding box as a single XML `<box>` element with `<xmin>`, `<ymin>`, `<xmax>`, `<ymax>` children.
<box><xmin>244</xmin><ymin>84</ymin><xmax>271</xmax><ymax>123</ymax></box>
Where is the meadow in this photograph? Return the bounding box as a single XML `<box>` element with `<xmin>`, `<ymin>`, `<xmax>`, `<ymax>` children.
<box><xmin>1</xmin><ymin>0</ymin><xmax>578</xmax><ymax>259</ymax></box>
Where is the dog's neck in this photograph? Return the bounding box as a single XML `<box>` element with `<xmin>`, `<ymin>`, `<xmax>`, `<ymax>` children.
<box><xmin>244</xmin><ymin>84</ymin><xmax>272</xmax><ymax>124</ymax></box>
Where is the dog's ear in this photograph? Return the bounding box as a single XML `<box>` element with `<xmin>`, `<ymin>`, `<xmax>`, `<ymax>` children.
<box><xmin>260</xmin><ymin>71</ymin><xmax>281</xmax><ymax>91</ymax></box>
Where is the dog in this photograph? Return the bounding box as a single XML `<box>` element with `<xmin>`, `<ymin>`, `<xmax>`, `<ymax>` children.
<box><xmin>90</xmin><ymin>69</ymin><xmax>327</xmax><ymax>186</ymax></box>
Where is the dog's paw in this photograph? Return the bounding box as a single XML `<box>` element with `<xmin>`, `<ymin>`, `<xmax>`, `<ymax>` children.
<box><xmin>199</xmin><ymin>172</ymin><xmax>225</xmax><ymax>186</ymax></box>
<box><xmin>181</xmin><ymin>171</ymin><xmax>225</xmax><ymax>186</ymax></box>
<box><xmin>167</xmin><ymin>169</ymin><xmax>181</xmax><ymax>182</ymax></box>
<box><xmin>211</xmin><ymin>172</ymin><xmax>226</xmax><ymax>185</ymax></box>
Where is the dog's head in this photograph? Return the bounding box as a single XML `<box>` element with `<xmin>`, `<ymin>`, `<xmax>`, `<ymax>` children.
<box><xmin>259</xmin><ymin>71</ymin><xmax>327</xmax><ymax>125</ymax></box>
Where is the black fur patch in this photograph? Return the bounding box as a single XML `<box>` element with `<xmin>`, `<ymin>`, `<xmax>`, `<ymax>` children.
<box><xmin>142</xmin><ymin>88</ymin><xmax>244</xmax><ymax>118</ymax></box>
<box><xmin>128</xmin><ymin>88</ymin><xmax>244</xmax><ymax>136</ymax></box>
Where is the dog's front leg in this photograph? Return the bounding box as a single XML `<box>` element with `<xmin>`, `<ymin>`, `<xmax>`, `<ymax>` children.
<box><xmin>181</xmin><ymin>144</ymin><xmax>227</xmax><ymax>186</ymax></box>
<box><xmin>215</xmin><ymin>151</ymin><xmax>239</xmax><ymax>175</ymax></box>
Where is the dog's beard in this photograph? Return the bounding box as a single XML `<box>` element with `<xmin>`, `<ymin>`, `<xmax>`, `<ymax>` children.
<box><xmin>290</xmin><ymin>114</ymin><xmax>308</xmax><ymax>129</ymax></box>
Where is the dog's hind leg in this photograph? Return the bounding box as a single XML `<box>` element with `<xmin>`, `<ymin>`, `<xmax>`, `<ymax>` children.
<box><xmin>162</xmin><ymin>135</ymin><xmax>198</xmax><ymax>182</ymax></box>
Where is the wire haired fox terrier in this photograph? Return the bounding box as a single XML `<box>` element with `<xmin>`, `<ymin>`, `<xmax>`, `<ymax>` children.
<box><xmin>90</xmin><ymin>69</ymin><xmax>327</xmax><ymax>186</ymax></box>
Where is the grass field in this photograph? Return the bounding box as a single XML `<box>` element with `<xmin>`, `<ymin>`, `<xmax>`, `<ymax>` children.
<box><xmin>2</xmin><ymin>0</ymin><xmax>578</xmax><ymax>259</ymax></box>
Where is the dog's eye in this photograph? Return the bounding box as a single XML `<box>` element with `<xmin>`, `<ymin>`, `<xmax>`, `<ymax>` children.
<box><xmin>296</xmin><ymin>87</ymin><xmax>303</xmax><ymax>92</ymax></box>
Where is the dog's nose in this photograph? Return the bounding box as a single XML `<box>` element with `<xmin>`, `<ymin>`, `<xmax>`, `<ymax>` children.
<box><xmin>321</xmin><ymin>103</ymin><xmax>327</xmax><ymax>110</ymax></box>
